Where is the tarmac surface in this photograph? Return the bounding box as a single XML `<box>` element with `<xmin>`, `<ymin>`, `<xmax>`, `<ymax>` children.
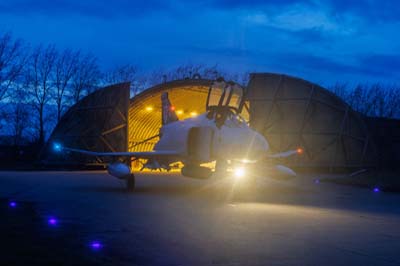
<box><xmin>1</xmin><ymin>170</ymin><xmax>400</xmax><ymax>266</ymax></box>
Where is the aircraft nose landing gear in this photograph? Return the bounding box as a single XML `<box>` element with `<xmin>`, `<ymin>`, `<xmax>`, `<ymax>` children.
<box><xmin>126</xmin><ymin>174</ymin><xmax>136</xmax><ymax>191</ymax></box>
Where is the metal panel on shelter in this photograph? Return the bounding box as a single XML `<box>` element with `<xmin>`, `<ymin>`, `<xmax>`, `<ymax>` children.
<box><xmin>246</xmin><ymin>73</ymin><xmax>377</xmax><ymax>170</ymax></box>
<box><xmin>44</xmin><ymin>83</ymin><xmax>130</xmax><ymax>166</ymax></box>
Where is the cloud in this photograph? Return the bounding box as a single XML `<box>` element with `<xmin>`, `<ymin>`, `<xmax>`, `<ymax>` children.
<box><xmin>0</xmin><ymin>0</ymin><xmax>171</xmax><ymax>18</ymax></box>
<box><xmin>242</xmin><ymin>3</ymin><xmax>362</xmax><ymax>37</ymax></box>
<box><xmin>358</xmin><ymin>54</ymin><xmax>400</xmax><ymax>76</ymax></box>
<box><xmin>0</xmin><ymin>0</ymin><xmax>399</xmax><ymax>85</ymax></box>
<box><xmin>206</xmin><ymin>0</ymin><xmax>314</xmax><ymax>10</ymax></box>
<box><xmin>2</xmin><ymin>0</ymin><xmax>399</xmax><ymax>24</ymax></box>
<box><xmin>208</xmin><ymin>0</ymin><xmax>400</xmax><ymax>23</ymax></box>
<box><xmin>270</xmin><ymin>52</ymin><xmax>400</xmax><ymax>80</ymax></box>
<box><xmin>325</xmin><ymin>0</ymin><xmax>400</xmax><ymax>22</ymax></box>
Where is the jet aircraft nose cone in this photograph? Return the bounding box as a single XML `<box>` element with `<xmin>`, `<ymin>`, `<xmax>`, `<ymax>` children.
<box><xmin>245</xmin><ymin>132</ymin><xmax>269</xmax><ymax>161</ymax></box>
<box><xmin>256</xmin><ymin>132</ymin><xmax>269</xmax><ymax>155</ymax></box>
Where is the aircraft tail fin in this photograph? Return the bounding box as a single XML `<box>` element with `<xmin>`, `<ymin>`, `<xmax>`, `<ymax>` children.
<box><xmin>161</xmin><ymin>92</ymin><xmax>179</xmax><ymax>125</ymax></box>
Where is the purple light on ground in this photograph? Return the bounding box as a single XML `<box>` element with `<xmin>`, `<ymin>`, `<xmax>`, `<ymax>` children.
<box><xmin>373</xmin><ymin>187</ymin><xmax>380</xmax><ymax>193</ymax></box>
<box><xmin>314</xmin><ymin>179</ymin><xmax>320</xmax><ymax>184</ymax></box>
<box><xmin>48</xmin><ymin>217</ymin><xmax>58</xmax><ymax>226</ymax></box>
<box><xmin>90</xmin><ymin>241</ymin><xmax>102</xmax><ymax>250</ymax></box>
<box><xmin>9</xmin><ymin>201</ymin><xmax>17</xmax><ymax>208</ymax></box>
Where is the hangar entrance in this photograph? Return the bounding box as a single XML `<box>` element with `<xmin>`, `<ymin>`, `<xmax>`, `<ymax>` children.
<box><xmin>128</xmin><ymin>79</ymin><xmax>212</xmax><ymax>154</ymax></box>
<box><xmin>128</xmin><ymin>78</ymin><xmax>250</xmax><ymax>170</ymax></box>
<box><xmin>128</xmin><ymin>79</ymin><xmax>211</xmax><ymax>170</ymax></box>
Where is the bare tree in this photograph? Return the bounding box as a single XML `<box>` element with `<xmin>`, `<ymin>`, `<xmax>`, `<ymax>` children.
<box><xmin>330</xmin><ymin>82</ymin><xmax>349</xmax><ymax>100</ymax></box>
<box><xmin>71</xmin><ymin>54</ymin><xmax>100</xmax><ymax>103</ymax></box>
<box><xmin>149</xmin><ymin>64</ymin><xmax>223</xmax><ymax>86</ymax></box>
<box><xmin>0</xmin><ymin>32</ymin><xmax>27</xmax><ymax>102</ymax></box>
<box><xmin>53</xmin><ymin>49</ymin><xmax>79</xmax><ymax>122</ymax></box>
<box><xmin>329</xmin><ymin>83</ymin><xmax>400</xmax><ymax>119</ymax></box>
<box><xmin>382</xmin><ymin>85</ymin><xmax>400</xmax><ymax>118</ymax></box>
<box><xmin>26</xmin><ymin>45</ymin><xmax>57</xmax><ymax>144</ymax></box>
<box><xmin>104</xmin><ymin>64</ymin><xmax>143</xmax><ymax>96</ymax></box>
<box><xmin>147</xmin><ymin>63</ymin><xmax>249</xmax><ymax>88</ymax></box>
<box><xmin>367</xmin><ymin>84</ymin><xmax>400</xmax><ymax>118</ymax></box>
<box><xmin>8</xmin><ymin>86</ymin><xmax>30</xmax><ymax>146</ymax></box>
<box><xmin>224</xmin><ymin>71</ymin><xmax>250</xmax><ymax>86</ymax></box>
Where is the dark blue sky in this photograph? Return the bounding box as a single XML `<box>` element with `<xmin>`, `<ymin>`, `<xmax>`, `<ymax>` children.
<box><xmin>1</xmin><ymin>0</ymin><xmax>399</xmax><ymax>85</ymax></box>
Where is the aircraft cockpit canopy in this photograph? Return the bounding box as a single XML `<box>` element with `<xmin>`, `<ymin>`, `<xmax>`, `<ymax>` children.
<box><xmin>206</xmin><ymin>78</ymin><xmax>244</xmax><ymax>114</ymax></box>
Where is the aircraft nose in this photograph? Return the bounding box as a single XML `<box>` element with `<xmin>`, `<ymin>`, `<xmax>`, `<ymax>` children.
<box><xmin>247</xmin><ymin>132</ymin><xmax>269</xmax><ymax>160</ymax></box>
<box><xmin>256</xmin><ymin>132</ymin><xmax>269</xmax><ymax>153</ymax></box>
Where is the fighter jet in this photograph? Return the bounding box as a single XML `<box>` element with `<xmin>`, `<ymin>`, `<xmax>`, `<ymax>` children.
<box><xmin>53</xmin><ymin>78</ymin><xmax>301</xmax><ymax>190</ymax></box>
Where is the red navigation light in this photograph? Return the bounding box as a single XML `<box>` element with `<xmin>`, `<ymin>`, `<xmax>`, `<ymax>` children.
<box><xmin>297</xmin><ymin>148</ymin><xmax>304</xmax><ymax>154</ymax></box>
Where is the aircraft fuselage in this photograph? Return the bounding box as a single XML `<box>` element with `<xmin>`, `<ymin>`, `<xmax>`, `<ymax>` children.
<box><xmin>153</xmin><ymin>112</ymin><xmax>269</xmax><ymax>167</ymax></box>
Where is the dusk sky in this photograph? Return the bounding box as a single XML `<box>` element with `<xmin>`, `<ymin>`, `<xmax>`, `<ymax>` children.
<box><xmin>1</xmin><ymin>0</ymin><xmax>399</xmax><ymax>85</ymax></box>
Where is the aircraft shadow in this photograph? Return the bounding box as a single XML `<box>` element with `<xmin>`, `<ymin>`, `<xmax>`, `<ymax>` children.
<box><xmin>74</xmin><ymin>184</ymin><xmax>201</xmax><ymax>196</ymax></box>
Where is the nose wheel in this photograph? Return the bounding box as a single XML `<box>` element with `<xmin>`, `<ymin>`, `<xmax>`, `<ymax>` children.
<box><xmin>126</xmin><ymin>174</ymin><xmax>136</xmax><ymax>191</ymax></box>
<box><xmin>214</xmin><ymin>160</ymin><xmax>229</xmax><ymax>176</ymax></box>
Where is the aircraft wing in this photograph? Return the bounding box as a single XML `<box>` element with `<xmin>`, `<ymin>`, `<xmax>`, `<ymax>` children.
<box><xmin>267</xmin><ymin>150</ymin><xmax>299</xmax><ymax>158</ymax></box>
<box><xmin>60</xmin><ymin>146</ymin><xmax>181</xmax><ymax>159</ymax></box>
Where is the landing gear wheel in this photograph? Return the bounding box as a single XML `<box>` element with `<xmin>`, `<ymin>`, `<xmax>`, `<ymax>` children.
<box><xmin>126</xmin><ymin>174</ymin><xmax>135</xmax><ymax>191</ymax></box>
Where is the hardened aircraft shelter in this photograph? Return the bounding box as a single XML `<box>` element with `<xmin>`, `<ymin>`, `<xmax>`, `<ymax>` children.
<box><xmin>46</xmin><ymin>73</ymin><xmax>390</xmax><ymax>171</ymax></box>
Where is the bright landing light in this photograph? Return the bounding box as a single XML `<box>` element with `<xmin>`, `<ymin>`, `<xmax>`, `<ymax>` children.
<box><xmin>234</xmin><ymin>167</ymin><xmax>245</xmax><ymax>178</ymax></box>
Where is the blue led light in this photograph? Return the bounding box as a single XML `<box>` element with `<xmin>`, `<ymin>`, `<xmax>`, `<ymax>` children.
<box><xmin>9</xmin><ymin>201</ymin><xmax>17</xmax><ymax>208</ymax></box>
<box><xmin>90</xmin><ymin>241</ymin><xmax>102</xmax><ymax>250</ymax></box>
<box><xmin>53</xmin><ymin>142</ymin><xmax>62</xmax><ymax>152</ymax></box>
<box><xmin>48</xmin><ymin>217</ymin><xmax>58</xmax><ymax>226</ymax></box>
<box><xmin>373</xmin><ymin>187</ymin><xmax>380</xmax><ymax>193</ymax></box>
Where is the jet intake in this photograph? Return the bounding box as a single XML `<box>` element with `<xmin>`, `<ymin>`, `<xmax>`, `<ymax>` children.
<box><xmin>187</xmin><ymin>126</ymin><xmax>214</xmax><ymax>162</ymax></box>
<box><xmin>181</xmin><ymin>165</ymin><xmax>212</xmax><ymax>179</ymax></box>
<box><xmin>107</xmin><ymin>162</ymin><xmax>131</xmax><ymax>179</ymax></box>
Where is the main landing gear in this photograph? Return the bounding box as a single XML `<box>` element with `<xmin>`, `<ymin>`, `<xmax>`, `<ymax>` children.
<box><xmin>214</xmin><ymin>160</ymin><xmax>229</xmax><ymax>176</ymax></box>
